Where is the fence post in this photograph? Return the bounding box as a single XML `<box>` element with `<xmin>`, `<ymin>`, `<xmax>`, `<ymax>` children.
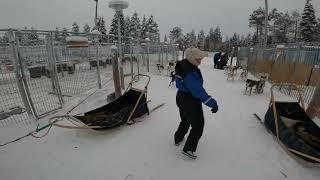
<box><xmin>165</xmin><ymin>45</ymin><xmax>168</xmax><ymax>64</ymax></box>
<box><xmin>111</xmin><ymin>45</ymin><xmax>122</xmax><ymax>98</ymax></box>
<box><xmin>158</xmin><ymin>45</ymin><xmax>161</xmax><ymax>64</ymax></box>
<box><xmin>9</xmin><ymin>31</ymin><xmax>36</xmax><ymax>119</ymax></box>
<box><xmin>130</xmin><ymin>40</ymin><xmax>134</xmax><ymax>81</ymax></box>
<box><xmin>95</xmin><ymin>44</ymin><xmax>102</xmax><ymax>89</ymax></box>
<box><xmin>47</xmin><ymin>32</ymin><xmax>64</xmax><ymax>105</ymax></box>
<box><xmin>11</xmin><ymin>31</ymin><xmax>38</xmax><ymax>119</ymax></box>
<box><xmin>147</xmin><ymin>44</ymin><xmax>150</xmax><ymax>72</ymax></box>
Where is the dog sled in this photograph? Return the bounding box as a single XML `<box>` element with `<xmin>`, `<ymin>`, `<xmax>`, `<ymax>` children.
<box><xmin>50</xmin><ymin>74</ymin><xmax>162</xmax><ymax>130</ymax></box>
<box><xmin>262</xmin><ymin>84</ymin><xmax>320</xmax><ymax>166</ymax></box>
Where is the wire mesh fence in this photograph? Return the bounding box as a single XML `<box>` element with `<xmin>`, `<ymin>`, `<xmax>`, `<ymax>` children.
<box><xmin>0</xmin><ymin>29</ymin><xmax>178</xmax><ymax>128</ymax></box>
<box><xmin>238</xmin><ymin>45</ymin><xmax>320</xmax><ymax>105</ymax></box>
<box><xmin>0</xmin><ymin>36</ymin><xmax>32</xmax><ymax>127</ymax></box>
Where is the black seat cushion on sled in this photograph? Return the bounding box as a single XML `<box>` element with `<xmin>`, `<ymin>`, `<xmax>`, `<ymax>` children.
<box><xmin>264</xmin><ymin>102</ymin><xmax>320</xmax><ymax>162</ymax></box>
<box><xmin>75</xmin><ymin>89</ymin><xmax>149</xmax><ymax>130</ymax></box>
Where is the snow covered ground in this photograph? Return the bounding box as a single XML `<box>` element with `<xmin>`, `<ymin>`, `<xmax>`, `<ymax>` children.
<box><xmin>0</xmin><ymin>57</ymin><xmax>319</xmax><ymax>180</ymax></box>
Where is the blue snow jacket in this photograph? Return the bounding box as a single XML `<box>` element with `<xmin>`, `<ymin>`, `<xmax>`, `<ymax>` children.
<box><xmin>175</xmin><ymin>59</ymin><xmax>218</xmax><ymax>108</ymax></box>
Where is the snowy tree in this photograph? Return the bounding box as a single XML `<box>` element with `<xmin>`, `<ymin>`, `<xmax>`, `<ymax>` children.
<box><xmin>54</xmin><ymin>27</ymin><xmax>60</xmax><ymax>42</ymax></box>
<box><xmin>140</xmin><ymin>15</ymin><xmax>148</xmax><ymax>40</ymax></box>
<box><xmin>169</xmin><ymin>27</ymin><xmax>183</xmax><ymax>43</ymax></box>
<box><xmin>130</xmin><ymin>11</ymin><xmax>141</xmax><ymax>40</ymax></box>
<box><xmin>292</xmin><ymin>10</ymin><xmax>301</xmax><ymax>42</ymax></box>
<box><xmin>72</xmin><ymin>22</ymin><xmax>80</xmax><ymax>34</ymax></box>
<box><xmin>243</xmin><ymin>34</ymin><xmax>253</xmax><ymax>46</ymax></box>
<box><xmin>83</xmin><ymin>23</ymin><xmax>91</xmax><ymax>34</ymax></box>
<box><xmin>97</xmin><ymin>16</ymin><xmax>107</xmax><ymax>35</ymax></box>
<box><xmin>206</xmin><ymin>28</ymin><xmax>215</xmax><ymax>51</ymax></box>
<box><xmin>147</xmin><ymin>15</ymin><xmax>160</xmax><ymax>42</ymax></box>
<box><xmin>164</xmin><ymin>34</ymin><xmax>168</xmax><ymax>42</ymax></box>
<box><xmin>300</xmin><ymin>0</ymin><xmax>317</xmax><ymax>42</ymax></box>
<box><xmin>272</xmin><ymin>12</ymin><xmax>295</xmax><ymax>43</ymax></box>
<box><xmin>230</xmin><ymin>33</ymin><xmax>240</xmax><ymax>48</ymax></box>
<box><xmin>315</xmin><ymin>19</ymin><xmax>320</xmax><ymax>41</ymax></box>
<box><xmin>96</xmin><ymin>16</ymin><xmax>107</xmax><ymax>42</ymax></box>
<box><xmin>109</xmin><ymin>12</ymin><xmax>125</xmax><ymax>42</ymax></box>
<box><xmin>0</xmin><ymin>31</ymin><xmax>10</xmax><ymax>43</ymax></box>
<box><xmin>212</xmin><ymin>27</ymin><xmax>222</xmax><ymax>50</ymax></box>
<box><xmin>249</xmin><ymin>7</ymin><xmax>266</xmax><ymax>45</ymax></box>
<box><xmin>169</xmin><ymin>27</ymin><xmax>184</xmax><ymax>49</ymax></box>
<box><xmin>189</xmin><ymin>30</ymin><xmax>197</xmax><ymax>47</ymax></box>
<box><xmin>197</xmin><ymin>30</ymin><xmax>206</xmax><ymax>50</ymax></box>
<box><xmin>124</xmin><ymin>16</ymin><xmax>131</xmax><ymax>38</ymax></box>
<box><xmin>61</xmin><ymin>27</ymin><xmax>69</xmax><ymax>42</ymax></box>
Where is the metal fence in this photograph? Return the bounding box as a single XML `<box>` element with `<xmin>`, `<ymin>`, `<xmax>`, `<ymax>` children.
<box><xmin>0</xmin><ymin>29</ymin><xmax>178</xmax><ymax>128</ymax></box>
<box><xmin>237</xmin><ymin>45</ymin><xmax>320</xmax><ymax>105</ymax></box>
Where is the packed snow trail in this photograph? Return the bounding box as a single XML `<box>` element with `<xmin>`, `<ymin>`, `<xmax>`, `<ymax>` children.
<box><xmin>0</xmin><ymin>58</ymin><xmax>319</xmax><ymax>180</ymax></box>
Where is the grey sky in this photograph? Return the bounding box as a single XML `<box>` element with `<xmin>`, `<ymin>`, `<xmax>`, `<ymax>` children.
<box><xmin>0</xmin><ymin>0</ymin><xmax>319</xmax><ymax>40</ymax></box>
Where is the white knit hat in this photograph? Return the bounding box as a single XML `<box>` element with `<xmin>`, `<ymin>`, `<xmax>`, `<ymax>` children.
<box><xmin>185</xmin><ymin>48</ymin><xmax>206</xmax><ymax>66</ymax></box>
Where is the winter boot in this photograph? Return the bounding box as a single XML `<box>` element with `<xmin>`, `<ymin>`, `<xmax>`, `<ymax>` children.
<box><xmin>182</xmin><ymin>150</ymin><xmax>197</xmax><ymax>159</ymax></box>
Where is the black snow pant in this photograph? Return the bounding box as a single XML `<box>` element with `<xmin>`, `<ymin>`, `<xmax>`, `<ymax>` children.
<box><xmin>214</xmin><ymin>60</ymin><xmax>219</xmax><ymax>69</ymax></box>
<box><xmin>175</xmin><ymin>91</ymin><xmax>205</xmax><ymax>152</ymax></box>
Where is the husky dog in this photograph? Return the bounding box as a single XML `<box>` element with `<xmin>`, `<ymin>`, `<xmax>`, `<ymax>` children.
<box><xmin>239</xmin><ymin>70</ymin><xmax>248</xmax><ymax>81</ymax></box>
<box><xmin>169</xmin><ymin>71</ymin><xmax>176</xmax><ymax>86</ymax></box>
<box><xmin>244</xmin><ymin>79</ymin><xmax>266</xmax><ymax>96</ymax></box>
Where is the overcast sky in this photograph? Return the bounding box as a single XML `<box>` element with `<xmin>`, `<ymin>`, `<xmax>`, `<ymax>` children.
<box><xmin>0</xmin><ymin>0</ymin><xmax>319</xmax><ymax>40</ymax></box>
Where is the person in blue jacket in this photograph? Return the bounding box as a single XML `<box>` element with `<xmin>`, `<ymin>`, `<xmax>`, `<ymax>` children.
<box><xmin>174</xmin><ymin>48</ymin><xmax>219</xmax><ymax>159</ymax></box>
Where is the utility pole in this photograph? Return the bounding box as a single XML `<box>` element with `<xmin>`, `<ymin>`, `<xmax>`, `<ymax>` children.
<box><xmin>94</xmin><ymin>0</ymin><xmax>99</xmax><ymax>27</ymax></box>
<box><xmin>264</xmin><ymin>0</ymin><xmax>268</xmax><ymax>47</ymax></box>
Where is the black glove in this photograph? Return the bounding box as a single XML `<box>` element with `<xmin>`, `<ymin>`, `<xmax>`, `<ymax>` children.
<box><xmin>211</xmin><ymin>106</ymin><xmax>218</xmax><ymax>113</ymax></box>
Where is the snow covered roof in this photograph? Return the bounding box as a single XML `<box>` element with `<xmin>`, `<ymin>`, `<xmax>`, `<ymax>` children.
<box><xmin>66</xmin><ymin>36</ymin><xmax>88</xmax><ymax>43</ymax></box>
<box><xmin>66</xmin><ymin>36</ymin><xmax>89</xmax><ymax>48</ymax></box>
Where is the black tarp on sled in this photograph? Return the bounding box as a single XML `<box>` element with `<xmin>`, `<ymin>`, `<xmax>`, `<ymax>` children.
<box><xmin>74</xmin><ymin>75</ymin><xmax>150</xmax><ymax>130</ymax></box>
<box><xmin>264</xmin><ymin>84</ymin><xmax>320</xmax><ymax>164</ymax></box>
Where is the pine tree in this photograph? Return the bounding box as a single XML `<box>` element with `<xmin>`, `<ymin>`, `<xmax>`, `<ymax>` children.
<box><xmin>164</xmin><ymin>34</ymin><xmax>168</xmax><ymax>42</ymax></box>
<box><xmin>249</xmin><ymin>7</ymin><xmax>266</xmax><ymax>44</ymax></box>
<box><xmin>124</xmin><ymin>16</ymin><xmax>131</xmax><ymax>38</ymax></box>
<box><xmin>300</xmin><ymin>0</ymin><xmax>317</xmax><ymax>42</ymax></box>
<box><xmin>130</xmin><ymin>11</ymin><xmax>141</xmax><ymax>40</ymax></box>
<box><xmin>109</xmin><ymin>12</ymin><xmax>125</xmax><ymax>42</ymax></box>
<box><xmin>141</xmin><ymin>15</ymin><xmax>148</xmax><ymax>40</ymax></box>
<box><xmin>72</xmin><ymin>22</ymin><xmax>80</xmax><ymax>34</ymax></box>
<box><xmin>230</xmin><ymin>33</ymin><xmax>240</xmax><ymax>48</ymax></box>
<box><xmin>83</xmin><ymin>23</ymin><xmax>91</xmax><ymax>34</ymax></box>
<box><xmin>315</xmin><ymin>19</ymin><xmax>320</xmax><ymax>41</ymax></box>
<box><xmin>244</xmin><ymin>34</ymin><xmax>253</xmax><ymax>46</ymax></box>
<box><xmin>189</xmin><ymin>30</ymin><xmax>197</xmax><ymax>47</ymax></box>
<box><xmin>197</xmin><ymin>30</ymin><xmax>206</xmax><ymax>50</ymax></box>
<box><xmin>292</xmin><ymin>10</ymin><xmax>301</xmax><ymax>42</ymax></box>
<box><xmin>0</xmin><ymin>32</ymin><xmax>9</xmax><ymax>43</ymax></box>
<box><xmin>147</xmin><ymin>15</ymin><xmax>160</xmax><ymax>42</ymax></box>
<box><xmin>61</xmin><ymin>27</ymin><xmax>69</xmax><ymax>42</ymax></box>
<box><xmin>169</xmin><ymin>27</ymin><xmax>183</xmax><ymax>43</ymax></box>
<box><xmin>97</xmin><ymin>16</ymin><xmax>107</xmax><ymax>34</ymax></box>
<box><xmin>212</xmin><ymin>27</ymin><xmax>222</xmax><ymax>50</ymax></box>
<box><xmin>54</xmin><ymin>27</ymin><xmax>60</xmax><ymax>42</ymax></box>
<box><xmin>272</xmin><ymin>12</ymin><xmax>295</xmax><ymax>43</ymax></box>
<box><xmin>96</xmin><ymin>16</ymin><xmax>107</xmax><ymax>42</ymax></box>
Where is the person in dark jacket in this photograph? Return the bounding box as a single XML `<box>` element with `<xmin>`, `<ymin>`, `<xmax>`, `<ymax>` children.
<box><xmin>174</xmin><ymin>48</ymin><xmax>219</xmax><ymax>159</ymax></box>
<box><xmin>213</xmin><ymin>52</ymin><xmax>222</xmax><ymax>69</ymax></box>
<box><xmin>217</xmin><ymin>52</ymin><xmax>228</xmax><ymax>69</ymax></box>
